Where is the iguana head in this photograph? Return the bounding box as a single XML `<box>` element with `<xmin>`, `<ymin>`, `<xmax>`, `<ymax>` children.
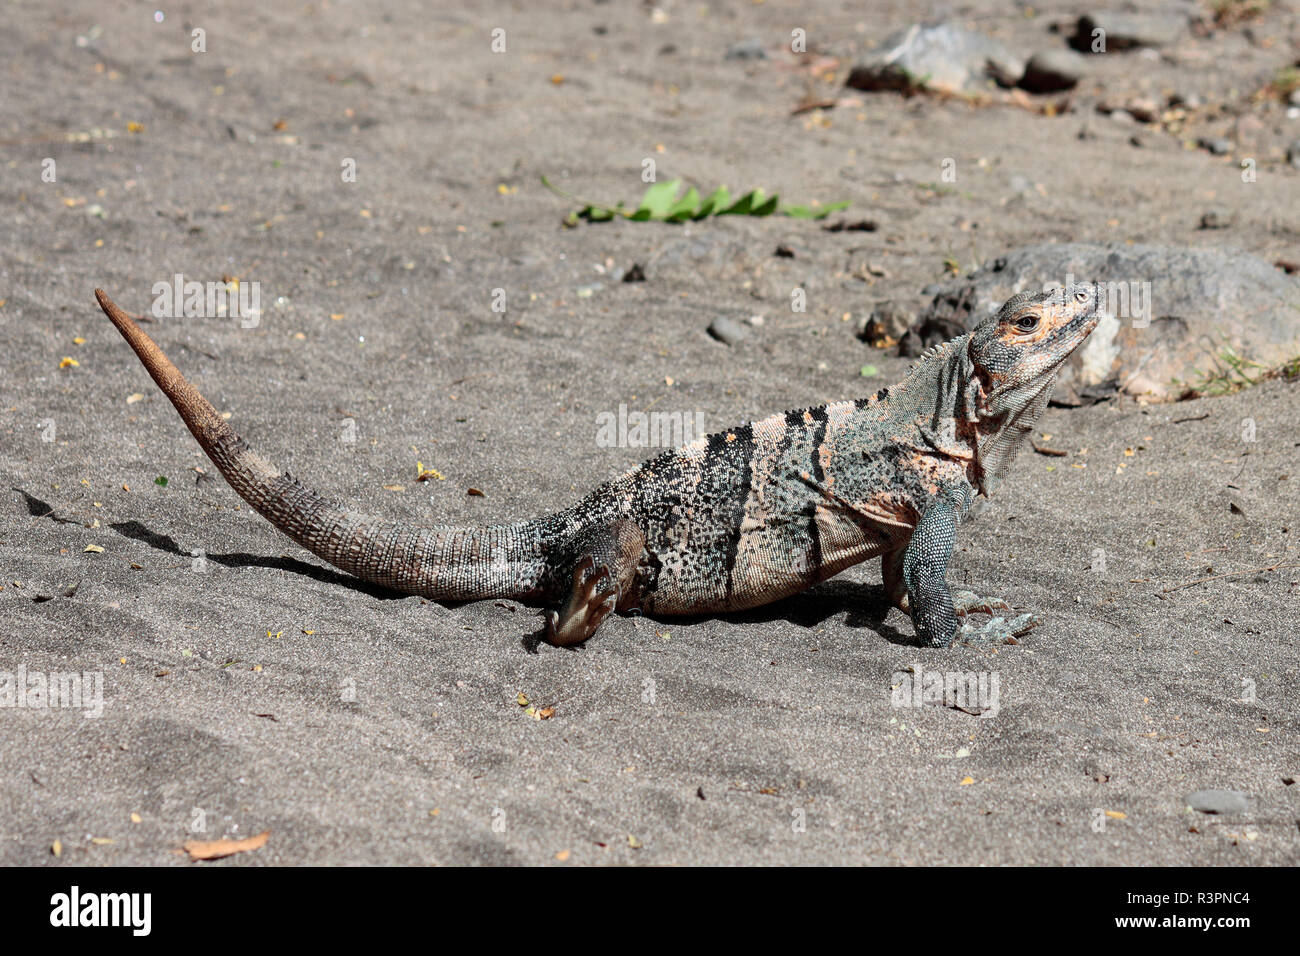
<box><xmin>960</xmin><ymin>282</ymin><xmax>1100</xmax><ymax>494</ymax></box>
<box><xmin>968</xmin><ymin>282</ymin><xmax>1101</xmax><ymax>417</ymax></box>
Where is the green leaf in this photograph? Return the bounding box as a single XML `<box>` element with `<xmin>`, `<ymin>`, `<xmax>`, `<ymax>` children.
<box><xmin>664</xmin><ymin>186</ymin><xmax>701</xmax><ymax>222</ymax></box>
<box><xmin>635</xmin><ymin>178</ymin><xmax>684</xmax><ymax>218</ymax></box>
<box><xmin>154</xmin><ymin>476</ymin><xmax>168</xmax><ymax>487</ymax></box>
<box><xmin>859</xmin><ymin>365</ymin><xmax>879</xmax><ymax>377</ymax></box>
<box><xmin>693</xmin><ymin>186</ymin><xmax>730</xmax><ymax>220</ymax></box>
<box><xmin>718</xmin><ymin>189</ymin><xmax>764</xmax><ymax>216</ymax></box>
<box><xmin>783</xmin><ymin>200</ymin><xmax>850</xmax><ymax>220</ymax></box>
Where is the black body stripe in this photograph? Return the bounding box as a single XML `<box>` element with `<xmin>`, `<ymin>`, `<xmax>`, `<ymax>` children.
<box><xmin>716</xmin><ymin>425</ymin><xmax>754</xmax><ymax>601</ymax></box>
<box><xmin>805</xmin><ymin>406</ymin><xmax>829</xmax><ymax>576</ymax></box>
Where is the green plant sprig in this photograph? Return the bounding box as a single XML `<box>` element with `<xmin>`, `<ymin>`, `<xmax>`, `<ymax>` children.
<box><xmin>541</xmin><ymin>175</ymin><xmax>848</xmax><ymax>225</ymax></box>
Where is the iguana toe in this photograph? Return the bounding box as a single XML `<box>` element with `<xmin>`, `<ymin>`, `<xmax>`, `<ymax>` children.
<box><xmin>951</xmin><ymin>589</ymin><xmax>1013</xmax><ymax>617</ymax></box>
<box><xmin>544</xmin><ymin>556</ymin><xmax>618</xmax><ymax>647</ymax></box>
<box><xmin>956</xmin><ymin>612</ymin><xmax>1039</xmax><ymax>645</ymax></box>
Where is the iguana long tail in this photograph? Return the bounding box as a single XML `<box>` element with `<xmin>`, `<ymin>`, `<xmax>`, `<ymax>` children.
<box><xmin>95</xmin><ymin>289</ymin><xmax>549</xmax><ymax>601</ymax></box>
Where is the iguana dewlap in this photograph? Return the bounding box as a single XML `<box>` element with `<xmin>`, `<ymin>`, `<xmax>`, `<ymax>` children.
<box><xmin>95</xmin><ymin>284</ymin><xmax>1099</xmax><ymax>648</ymax></box>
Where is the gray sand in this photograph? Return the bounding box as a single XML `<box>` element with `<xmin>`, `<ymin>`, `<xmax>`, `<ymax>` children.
<box><xmin>1</xmin><ymin>1</ymin><xmax>1298</xmax><ymax>864</ymax></box>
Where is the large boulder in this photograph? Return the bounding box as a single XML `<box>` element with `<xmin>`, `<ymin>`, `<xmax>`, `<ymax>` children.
<box><xmin>845</xmin><ymin>22</ymin><xmax>1024</xmax><ymax>95</ymax></box>
<box><xmin>910</xmin><ymin>244</ymin><xmax>1300</xmax><ymax>401</ymax></box>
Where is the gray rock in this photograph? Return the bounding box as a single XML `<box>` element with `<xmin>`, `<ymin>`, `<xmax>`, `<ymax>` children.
<box><xmin>1072</xmin><ymin>11</ymin><xmax>1187</xmax><ymax>51</ymax></box>
<box><xmin>707</xmin><ymin>316</ymin><xmax>750</xmax><ymax>345</ymax></box>
<box><xmin>1109</xmin><ymin>109</ymin><xmax>1136</xmax><ymax>126</ymax></box>
<box><xmin>845</xmin><ymin>22</ymin><xmax>1023</xmax><ymax>95</ymax></box>
<box><xmin>1200</xmin><ymin>136</ymin><xmax>1232</xmax><ymax>155</ymax></box>
<box><xmin>1288</xmin><ymin>140</ymin><xmax>1300</xmax><ymax>169</ymax></box>
<box><xmin>1185</xmin><ymin>789</ymin><xmax>1249</xmax><ymax>814</ymax></box>
<box><xmin>725</xmin><ymin>38</ymin><xmax>767</xmax><ymax>61</ymax></box>
<box><xmin>910</xmin><ymin>243</ymin><xmax>1300</xmax><ymax>400</ymax></box>
<box><xmin>1290</xmin><ymin>89</ymin><xmax>1300</xmax><ymax>108</ymax></box>
<box><xmin>1019</xmin><ymin>49</ymin><xmax>1086</xmax><ymax>93</ymax></box>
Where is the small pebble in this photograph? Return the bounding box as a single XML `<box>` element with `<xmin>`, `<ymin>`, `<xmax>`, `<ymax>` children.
<box><xmin>725</xmin><ymin>38</ymin><xmax>766</xmax><ymax>61</ymax></box>
<box><xmin>1198</xmin><ymin>208</ymin><xmax>1234</xmax><ymax>230</ymax></box>
<box><xmin>707</xmin><ymin>317</ymin><xmax>749</xmax><ymax>345</ymax></box>
<box><xmin>1185</xmin><ymin>789</ymin><xmax>1248</xmax><ymax>814</ymax></box>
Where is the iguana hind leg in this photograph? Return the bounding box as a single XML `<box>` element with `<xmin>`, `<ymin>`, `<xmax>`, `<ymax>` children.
<box><xmin>882</xmin><ymin>546</ymin><xmax>909</xmax><ymax>614</ymax></box>
<box><xmin>544</xmin><ymin>519</ymin><xmax>645</xmax><ymax>647</ymax></box>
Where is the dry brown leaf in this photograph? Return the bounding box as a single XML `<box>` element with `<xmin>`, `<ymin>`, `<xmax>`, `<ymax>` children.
<box><xmin>183</xmin><ymin>829</ymin><xmax>269</xmax><ymax>861</ymax></box>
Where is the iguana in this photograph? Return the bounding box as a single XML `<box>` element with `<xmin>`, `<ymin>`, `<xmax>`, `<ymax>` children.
<box><xmin>94</xmin><ymin>283</ymin><xmax>1099</xmax><ymax>648</ymax></box>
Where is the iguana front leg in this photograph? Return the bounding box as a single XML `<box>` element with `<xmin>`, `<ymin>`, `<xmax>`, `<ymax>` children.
<box><xmin>901</xmin><ymin>500</ymin><xmax>1037</xmax><ymax>647</ymax></box>
<box><xmin>543</xmin><ymin>519</ymin><xmax>645</xmax><ymax>646</ymax></box>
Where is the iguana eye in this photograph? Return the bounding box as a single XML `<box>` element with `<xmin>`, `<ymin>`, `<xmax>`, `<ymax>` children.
<box><xmin>1074</xmin><ymin>289</ymin><xmax>1089</xmax><ymax>303</ymax></box>
<box><xmin>1015</xmin><ymin>314</ymin><xmax>1040</xmax><ymax>332</ymax></box>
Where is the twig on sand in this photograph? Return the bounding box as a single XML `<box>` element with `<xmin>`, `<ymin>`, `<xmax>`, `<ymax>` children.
<box><xmin>1160</xmin><ymin>561</ymin><xmax>1300</xmax><ymax>595</ymax></box>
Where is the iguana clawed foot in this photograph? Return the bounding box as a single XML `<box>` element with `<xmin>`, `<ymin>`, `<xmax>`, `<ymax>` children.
<box><xmin>954</xmin><ymin>611</ymin><xmax>1040</xmax><ymax>645</ymax></box>
<box><xmin>544</xmin><ymin>555</ymin><xmax>618</xmax><ymax>647</ymax></box>
<box><xmin>947</xmin><ymin>590</ymin><xmax>1036</xmax><ymax>643</ymax></box>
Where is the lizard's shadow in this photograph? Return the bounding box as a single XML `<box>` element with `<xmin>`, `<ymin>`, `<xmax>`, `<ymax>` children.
<box><xmin>630</xmin><ymin>579</ymin><xmax>923</xmax><ymax>647</ymax></box>
<box><xmin>18</xmin><ymin>489</ymin><xmax>919</xmax><ymax>642</ymax></box>
<box><xmin>108</xmin><ymin>519</ymin><xmax>409</xmax><ymax>602</ymax></box>
<box><xmin>16</xmin><ymin>487</ymin><xmax>419</xmax><ymax>602</ymax></box>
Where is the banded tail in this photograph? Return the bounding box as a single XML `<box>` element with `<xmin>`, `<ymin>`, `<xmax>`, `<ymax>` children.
<box><xmin>94</xmin><ymin>289</ymin><xmax>548</xmax><ymax>601</ymax></box>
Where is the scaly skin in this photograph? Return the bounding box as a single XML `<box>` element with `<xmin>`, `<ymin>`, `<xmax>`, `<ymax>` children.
<box><xmin>94</xmin><ymin>283</ymin><xmax>1099</xmax><ymax>648</ymax></box>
